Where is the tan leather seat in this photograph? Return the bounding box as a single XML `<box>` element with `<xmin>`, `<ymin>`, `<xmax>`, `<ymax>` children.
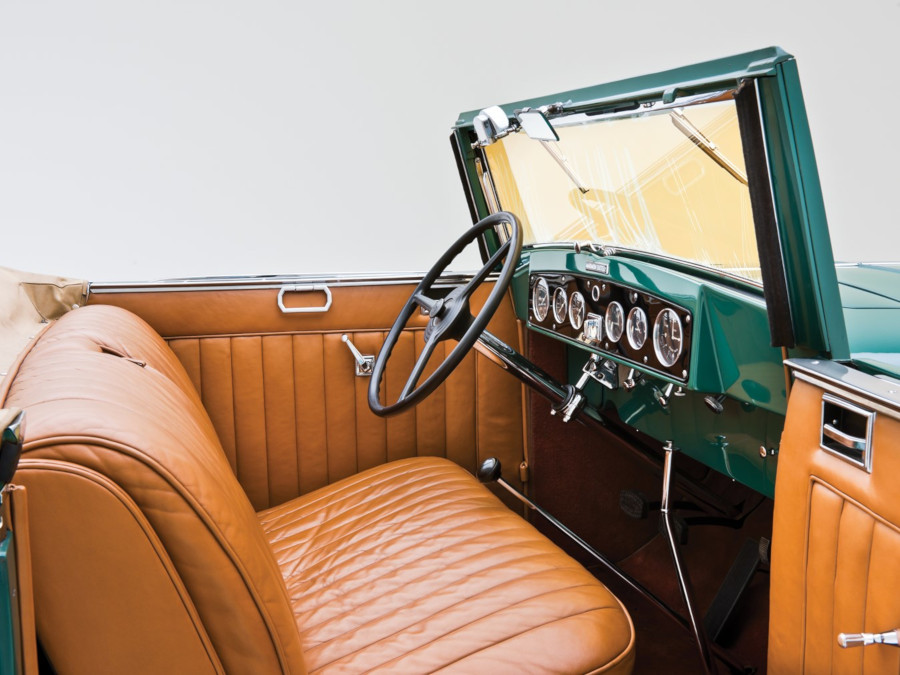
<box><xmin>1</xmin><ymin>305</ymin><xmax>634</xmax><ymax>674</ymax></box>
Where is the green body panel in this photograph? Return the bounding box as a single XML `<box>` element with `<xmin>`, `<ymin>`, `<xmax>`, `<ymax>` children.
<box><xmin>515</xmin><ymin>247</ymin><xmax>785</xmax><ymax>496</ymax></box>
<box><xmin>0</xmin><ymin>534</ymin><xmax>18</xmax><ymax>675</ymax></box>
<box><xmin>836</xmin><ymin>264</ymin><xmax>900</xmax><ymax>376</ymax></box>
<box><xmin>567</xmin><ymin>353</ymin><xmax>781</xmax><ymax>498</ymax></box>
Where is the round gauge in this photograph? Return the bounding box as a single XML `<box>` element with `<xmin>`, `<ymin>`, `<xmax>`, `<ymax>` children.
<box><xmin>591</xmin><ymin>285</ymin><xmax>601</xmax><ymax>302</ymax></box>
<box><xmin>604</xmin><ymin>301</ymin><xmax>624</xmax><ymax>343</ymax></box>
<box><xmin>626</xmin><ymin>306</ymin><xmax>648</xmax><ymax>350</ymax></box>
<box><xmin>569</xmin><ymin>291</ymin><xmax>586</xmax><ymax>330</ymax></box>
<box><xmin>653</xmin><ymin>308</ymin><xmax>684</xmax><ymax>367</ymax></box>
<box><xmin>552</xmin><ymin>287</ymin><xmax>568</xmax><ymax>324</ymax></box>
<box><xmin>532</xmin><ymin>277</ymin><xmax>550</xmax><ymax>322</ymax></box>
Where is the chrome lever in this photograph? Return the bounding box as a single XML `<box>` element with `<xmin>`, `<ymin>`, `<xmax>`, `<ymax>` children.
<box><xmin>838</xmin><ymin>629</ymin><xmax>900</xmax><ymax>648</ymax></box>
<box><xmin>341</xmin><ymin>335</ymin><xmax>374</xmax><ymax>376</ymax></box>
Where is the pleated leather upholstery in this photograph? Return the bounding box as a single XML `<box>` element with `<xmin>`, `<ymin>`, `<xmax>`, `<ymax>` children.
<box><xmin>4</xmin><ymin>304</ymin><xmax>634</xmax><ymax>674</ymax></box>
<box><xmin>92</xmin><ymin>282</ymin><xmax>526</xmax><ymax>510</ymax></box>
<box><xmin>167</xmin><ymin>329</ymin><xmax>523</xmax><ymax>509</ymax></box>
<box><xmin>2</xmin><ymin>306</ymin><xmax>308</xmax><ymax>674</ymax></box>
<box><xmin>770</xmin><ymin>378</ymin><xmax>900</xmax><ymax>674</ymax></box>
<box><xmin>260</xmin><ymin>456</ymin><xmax>635</xmax><ymax>674</ymax></box>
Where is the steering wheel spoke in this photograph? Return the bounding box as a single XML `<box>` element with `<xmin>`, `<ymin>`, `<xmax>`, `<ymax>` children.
<box><xmin>401</xmin><ymin>335</ymin><xmax>440</xmax><ymax>399</ymax></box>
<box><xmin>368</xmin><ymin>212</ymin><xmax>522</xmax><ymax>417</ymax></box>
<box><xmin>412</xmin><ymin>291</ymin><xmax>439</xmax><ymax>314</ymax></box>
<box><xmin>460</xmin><ymin>239</ymin><xmax>511</xmax><ymax>299</ymax></box>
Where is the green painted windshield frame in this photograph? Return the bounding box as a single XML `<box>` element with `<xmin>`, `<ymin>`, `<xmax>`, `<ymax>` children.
<box><xmin>453</xmin><ymin>47</ymin><xmax>848</xmax><ymax>357</ymax></box>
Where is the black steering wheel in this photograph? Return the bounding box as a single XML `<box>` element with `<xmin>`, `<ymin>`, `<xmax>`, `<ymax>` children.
<box><xmin>368</xmin><ymin>212</ymin><xmax>522</xmax><ymax>417</ymax></box>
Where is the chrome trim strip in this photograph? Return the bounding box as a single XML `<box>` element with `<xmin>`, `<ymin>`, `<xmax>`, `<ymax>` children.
<box><xmin>788</xmin><ymin>358</ymin><xmax>900</xmax><ymax>421</ymax></box>
<box><xmin>89</xmin><ymin>272</ymin><xmax>492</xmax><ymax>294</ymax></box>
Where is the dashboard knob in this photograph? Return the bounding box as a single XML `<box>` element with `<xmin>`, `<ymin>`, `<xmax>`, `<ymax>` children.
<box><xmin>704</xmin><ymin>394</ymin><xmax>726</xmax><ymax>414</ymax></box>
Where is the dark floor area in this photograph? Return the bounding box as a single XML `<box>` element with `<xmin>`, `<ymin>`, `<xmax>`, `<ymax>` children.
<box><xmin>525</xmin><ymin>334</ymin><xmax>772</xmax><ymax>674</ymax></box>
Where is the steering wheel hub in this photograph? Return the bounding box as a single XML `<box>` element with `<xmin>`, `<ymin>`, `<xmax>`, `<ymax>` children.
<box><xmin>368</xmin><ymin>212</ymin><xmax>522</xmax><ymax>416</ymax></box>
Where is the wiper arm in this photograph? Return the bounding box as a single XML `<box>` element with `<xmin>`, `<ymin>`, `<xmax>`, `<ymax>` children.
<box><xmin>669</xmin><ymin>108</ymin><xmax>748</xmax><ymax>186</ymax></box>
<box><xmin>539</xmin><ymin>140</ymin><xmax>590</xmax><ymax>195</ymax></box>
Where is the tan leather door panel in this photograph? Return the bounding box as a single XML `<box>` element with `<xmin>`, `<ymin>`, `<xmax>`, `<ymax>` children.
<box><xmin>90</xmin><ymin>281</ymin><xmax>525</xmax><ymax>509</ymax></box>
<box><xmin>769</xmin><ymin>375</ymin><xmax>900</xmax><ymax>674</ymax></box>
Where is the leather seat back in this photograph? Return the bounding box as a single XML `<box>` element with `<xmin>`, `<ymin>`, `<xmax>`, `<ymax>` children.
<box><xmin>1</xmin><ymin>306</ymin><xmax>307</xmax><ymax>674</ymax></box>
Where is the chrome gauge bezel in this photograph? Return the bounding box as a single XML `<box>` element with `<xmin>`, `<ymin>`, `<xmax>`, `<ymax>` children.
<box><xmin>552</xmin><ymin>286</ymin><xmax>568</xmax><ymax>324</ymax></box>
<box><xmin>653</xmin><ymin>307</ymin><xmax>684</xmax><ymax>367</ymax></box>
<box><xmin>626</xmin><ymin>306</ymin><xmax>648</xmax><ymax>350</ymax></box>
<box><xmin>531</xmin><ymin>277</ymin><xmax>550</xmax><ymax>322</ymax></box>
<box><xmin>568</xmin><ymin>291</ymin><xmax>586</xmax><ymax>330</ymax></box>
<box><xmin>604</xmin><ymin>301</ymin><xmax>625</xmax><ymax>343</ymax></box>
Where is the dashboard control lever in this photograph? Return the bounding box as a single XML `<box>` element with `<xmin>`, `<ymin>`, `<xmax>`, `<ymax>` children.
<box><xmin>550</xmin><ymin>354</ymin><xmax>613</xmax><ymax>423</ymax></box>
<box><xmin>623</xmin><ymin>368</ymin><xmax>641</xmax><ymax>391</ymax></box>
<box><xmin>654</xmin><ymin>383</ymin><xmax>676</xmax><ymax>409</ymax></box>
<box><xmin>341</xmin><ymin>334</ymin><xmax>374</xmax><ymax>376</ymax></box>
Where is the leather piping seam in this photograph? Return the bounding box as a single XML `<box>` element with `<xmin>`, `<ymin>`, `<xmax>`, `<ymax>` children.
<box><xmin>429</xmin><ymin>605</ymin><xmax>635</xmax><ymax>675</ymax></box>
<box><xmin>162</xmin><ymin>326</ymin><xmax>428</xmax><ymax>342</ymax></box>
<box><xmin>19</xmin><ymin>435</ymin><xmax>295</xmax><ymax>671</ymax></box>
<box><xmin>276</xmin><ymin>512</ymin><xmax>519</xmax><ymax>590</ymax></box>
<box><xmin>300</xmin><ymin>548</ymin><xmax>586</xmax><ymax>637</ymax></box>
<box><xmin>311</xmin><ymin>584</ymin><xmax>628</xmax><ymax>673</ymax></box>
<box><xmin>0</xmin><ymin>321</ymin><xmax>53</xmax><ymax>403</ymax></box>
<box><xmin>809</xmin><ymin>476</ymin><xmax>900</xmax><ymax>537</ymax></box>
<box><xmin>259</xmin><ymin>460</ymin><xmax>470</xmax><ymax>522</ymax></box>
<box><xmin>270</xmin><ymin>482</ymin><xmax>487</xmax><ymax>565</ymax></box>
<box><xmin>18</xmin><ymin>458</ymin><xmax>225</xmax><ymax>674</ymax></box>
<box><xmin>266</xmin><ymin>476</ymin><xmax>478</xmax><ymax>555</ymax></box>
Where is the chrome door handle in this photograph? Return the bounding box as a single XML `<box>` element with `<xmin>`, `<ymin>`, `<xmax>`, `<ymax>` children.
<box><xmin>341</xmin><ymin>335</ymin><xmax>374</xmax><ymax>376</ymax></box>
<box><xmin>822</xmin><ymin>423</ymin><xmax>866</xmax><ymax>451</ymax></box>
<box><xmin>277</xmin><ymin>284</ymin><xmax>332</xmax><ymax>314</ymax></box>
<box><xmin>838</xmin><ymin>629</ymin><xmax>899</xmax><ymax>648</ymax></box>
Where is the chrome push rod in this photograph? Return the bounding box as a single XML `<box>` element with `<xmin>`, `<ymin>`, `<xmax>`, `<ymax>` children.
<box><xmin>477</xmin><ymin>458</ymin><xmax>687</xmax><ymax>632</ymax></box>
<box><xmin>661</xmin><ymin>441</ymin><xmax>717</xmax><ymax>675</ymax></box>
<box><xmin>478</xmin><ymin>457</ymin><xmax>748</xmax><ymax>674</ymax></box>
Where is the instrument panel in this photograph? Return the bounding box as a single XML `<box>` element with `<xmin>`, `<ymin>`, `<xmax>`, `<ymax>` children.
<box><xmin>529</xmin><ymin>274</ymin><xmax>693</xmax><ymax>381</ymax></box>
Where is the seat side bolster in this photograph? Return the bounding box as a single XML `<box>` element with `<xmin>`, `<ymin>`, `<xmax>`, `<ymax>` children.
<box><xmin>16</xmin><ymin>459</ymin><xmax>224</xmax><ymax>675</ymax></box>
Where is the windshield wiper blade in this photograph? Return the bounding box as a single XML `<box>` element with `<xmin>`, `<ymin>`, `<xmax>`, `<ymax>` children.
<box><xmin>669</xmin><ymin>108</ymin><xmax>748</xmax><ymax>186</ymax></box>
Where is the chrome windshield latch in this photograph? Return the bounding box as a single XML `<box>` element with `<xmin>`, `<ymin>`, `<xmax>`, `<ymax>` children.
<box><xmin>341</xmin><ymin>335</ymin><xmax>374</xmax><ymax>377</ymax></box>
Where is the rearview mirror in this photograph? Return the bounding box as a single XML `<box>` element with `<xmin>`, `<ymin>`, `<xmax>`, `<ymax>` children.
<box><xmin>516</xmin><ymin>110</ymin><xmax>559</xmax><ymax>142</ymax></box>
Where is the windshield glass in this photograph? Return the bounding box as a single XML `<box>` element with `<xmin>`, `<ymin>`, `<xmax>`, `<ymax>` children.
<box><xmin>483</xmin><ymin>94</ymin><xmax>761</xmax><ymax>283</ymax></box>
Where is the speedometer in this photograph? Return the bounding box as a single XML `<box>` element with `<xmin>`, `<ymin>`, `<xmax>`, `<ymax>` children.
<box><xmin>653</xmin><ymin>308</ymin><xmax>683</xmax><ymax>367</ymax></box>
<box><xmin>552</xmin><ymin>287</ymin><xmax>568</xmax><ymax>324</ymax></box>
<box><xmin>569</xmin><ymin>291</ymin><xmax>585</xmax><ymax>330</ymax></box>
<box><xmin>532</xmin><ymin>277</ymin><xmax>550</xmax><ymax>322</ymax></box>
<box><xmin>626</xmin><ymin>306</ymin><xmax>648</xmax><ymax>350</ymax></box>
<box><xmin>604</xmin><ymin>301</ymin><xmax>624</xmax><ymax>343</ymax></box>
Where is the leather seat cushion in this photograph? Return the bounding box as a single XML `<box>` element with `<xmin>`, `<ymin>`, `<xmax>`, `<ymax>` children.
<box><xmin>259</xmin><ymin>456</ymin><xmax>635</xmax><ymax>674</ymax></box>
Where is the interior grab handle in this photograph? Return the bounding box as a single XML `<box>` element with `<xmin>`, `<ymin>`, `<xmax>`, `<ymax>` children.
<box><xmin>838</xmin><ymin>629</ymin><xmax>899</xmax><ymax>648</ymax></box>
<box><xmin>823</xmin><ymin>423</ymin><xmax>866</xmax><ymax>451</ymax></box>
<box><xmin>277</xmin><ymin>284</ymin><xmax>332</xmax><ymax>314</ymax></box>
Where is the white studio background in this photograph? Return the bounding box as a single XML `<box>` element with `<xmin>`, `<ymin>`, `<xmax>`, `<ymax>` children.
<box><xmin>1</xmin><ymin>0</ymin><xmax>897</xmax><ymax>282</ymax></box>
